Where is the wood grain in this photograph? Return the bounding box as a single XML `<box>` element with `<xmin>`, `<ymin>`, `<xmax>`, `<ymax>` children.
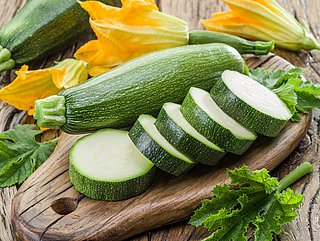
<box><xmin>0</xmin><ymin>0</ymin><xmax>319</xmax><ymax>240</ymax></box>
<box><xmin>10</xmin><ymin>55</ymin><xmax>312</xmax><ymax>241</ymax></box>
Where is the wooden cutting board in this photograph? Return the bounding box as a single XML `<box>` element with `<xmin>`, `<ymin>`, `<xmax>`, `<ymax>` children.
<box><xmin>11</xmin><ymin>54</ymin><xmax>312</xmax><ymax>241</ymax></box>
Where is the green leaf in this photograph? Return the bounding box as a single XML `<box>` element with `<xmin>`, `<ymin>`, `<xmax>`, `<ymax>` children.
<box><xmin>272</xmin><ymin>83</ymin><xmax>297</xmax><ymax>115</ymax></box>
<box><xmin>249</xmin><ymin>67</ymin><xmax>320</xmax><ymax>122</ymax></box>
<box><xmin>0</xmin><ymin>125</ymin><xmax>58</xmax><ymax>187</ymax></box>
<box><xmin>249</xmin><ymin>68</ymin><xmax>304</xmax><ymax>89</ymax></box>
<box><xmin>189</xmin><ymin>165</ymin><xmax>304</xmax><ymax>241</ymax></box>
<box><xmin>287</xmin><ymin>79</ymin><xmax>320</xmax><ymax>113</ymax></box>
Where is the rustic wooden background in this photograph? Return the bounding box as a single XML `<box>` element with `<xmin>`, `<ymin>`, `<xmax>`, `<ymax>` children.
<box><xmin>0</xmin><ymin>0</ymin><xmax>319</xmax><ymax>240</ymax></box>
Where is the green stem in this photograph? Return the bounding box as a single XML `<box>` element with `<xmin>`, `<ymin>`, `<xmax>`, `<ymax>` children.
<box><xmin>34</xmin><ymin>95</ymin><xmax>66</xmax><ymax>129</ymax></box>
<box><xmin>254</xmin><ymin>40</ymin><xmax>275</xmax><ymax>55</ymax></box>
<box><xmin>278</xmin><ymin>162</ymin><xmax>313</xmax><ymax>192</ymax></box>
<box><xmin>0</xmin><ymin>45</ymin><xmax>15</xmax><ymax>72</ymax></box>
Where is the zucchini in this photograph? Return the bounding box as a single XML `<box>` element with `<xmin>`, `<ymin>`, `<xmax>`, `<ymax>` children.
<box><xmin>129</xmin><ymin>115</ymin><xmax>196</xmax><ymax>176</ymax></box>
<box><xmin>34</xmin><ymin>44</ymin><xmax>246</xmax><ymax>133</ymax></box>
<box><xmin>210</xmin><ymin>70</ymin><xmax>292</xmax><ymax>137</ymax></box>
<box><xmin>69</xmin><ymin>129</ymin><xmax>155</xmax><ymax>201</ymax></box>
<box><xmin>181</xmin><ymin>87</ymin><xmax>257</xmax><ymax>155</ymax></box>
<box><xmin>189</xmin><ymin>30</ymin><xmax>275</xmax><ymax>55</ymax></box>
<box><xmin>0</xmin><ymin>0</ymin><xmax>121</xmax><ymax>72</ymax></box>
<box><xmin>155</xmin><ymin>103</ymin><xmax>225</xmax><ymax>166</ymax></box>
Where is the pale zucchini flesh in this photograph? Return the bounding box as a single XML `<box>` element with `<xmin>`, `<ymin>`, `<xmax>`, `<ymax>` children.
<box><xmin>69</xmin><ymin>129</ymin><xmax>155</xmax><ymax>201</ymax></box>
<box><xmin>181</xmin><ymin>87</ymin><xmax>257</xmax><ymax>155</ymax></box>
<box><xmin>210</xmin><ymin>70</ymin><xmax>291</xmax><ymax>137</ymax></box>
<box><xmin>155</xmin><ymin>103</ymin><xmax>225</xmax><ymax>165</ymax></box>
<box><xmin>129</xmin><ymin>115</ymin><xmax>196</xmax><ymax>176</ymax></box>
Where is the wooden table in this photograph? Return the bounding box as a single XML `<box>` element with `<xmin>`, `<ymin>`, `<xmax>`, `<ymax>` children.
<box><xmin>0</xmin><ymin>0</ymin><xmax>319</xmax><ymax>240</ymax></box>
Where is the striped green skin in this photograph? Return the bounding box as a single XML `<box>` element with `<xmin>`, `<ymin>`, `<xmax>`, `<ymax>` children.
<box><xmin>69</xmin><ymin>163</ymin><xmax>156</xmax><ymax>201</ymax></box>
<box><xmin>69</xmin><ymin>129</ymin><xmax>156</xmax><ymax>201</ymax></box>
<box><xmin>189</xmin><ymin>30</ymin><xmax>275</xmax><ymax>56</ymax></box>
<box><xmin>129</xmin><ymin>115</ymin><xmax>196</xmax><ymax>176</ymax></box>
<box><xmin>210</xmin><ymin>75</ymin><xmax>290</xmax><ymax>137</ymax></box>
<box><xmin>0</xmin><ymin>0</ymin><xmax>120</xmax><ymax>66</ymax></box>
<box><xmin>58</xmin><ymin>44</ymin><xmax>245</xmax><ymax>134</ymax></box>
<box><xmin>180</xmin><ymin>90</ymin><xmax>257</xmax><ymax>155</ymax></box>
<box><xmin>155</xmin><ymin>103</ymin><xmax>225</xmax><ymax>166</ymax></box>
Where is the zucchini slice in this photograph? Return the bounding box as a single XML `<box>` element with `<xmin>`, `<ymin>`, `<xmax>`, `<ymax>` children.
<box><xmin>129</xmin><ymin>115</ymin><xmax>196</xmax><ymax>176</ymax></box>
<box><xmin>69</xmin><ymin>129</ymin><xmax>155</xmax><ymax>201</ymax></box>
<box><xmin>181</xmin><ymin>87</ymin><xmax>257</xmax><ymax>155</ymax></box>
<box><xmin>210</xmin><ymin>70</ymin><xmax>292</xmax><ymax>137</ymax></box>
<box><xmin>155</xmin><ymin>103</ymin><xmax>225</xmax><ymax>166</ymax></box>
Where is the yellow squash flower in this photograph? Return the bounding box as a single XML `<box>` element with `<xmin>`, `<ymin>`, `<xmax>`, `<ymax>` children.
<box><xmin>202</xmin><ymin>0</ymin><xmax>320</xmax><ymax>51</ymax></box>
<box><xmin>75</xmin><ymin>0</ymin><xmax>188</xmax><ymax>76</ymax></box>
<box><xmin>0</xmin><ymin>59</ymin><xmax>87</xmax><ymax>115</ymax></box>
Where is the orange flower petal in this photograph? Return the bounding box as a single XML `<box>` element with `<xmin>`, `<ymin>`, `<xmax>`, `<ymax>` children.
<box><xmin>76</xmin><ymin>0</ymin><xmax>188</xmax><ymax>75</ymax></box>
<box><xmin>79</xmin><ymin>1</ymin><xmax>121</xmax><ymax>20</ymax></box>
<box><xmin>0</xmin><ymin>66</ymin><xmax>61</xmax><ymax>114</ymax></box>
<box><xmin>51</xmin><ymin>59</ymin><xmax>88</xmax><ymax>88</ymax></box>
<box><xmin>0</xmin><ymin>59</ymin><xmax>88</xmax><ymax>114</ymax></box>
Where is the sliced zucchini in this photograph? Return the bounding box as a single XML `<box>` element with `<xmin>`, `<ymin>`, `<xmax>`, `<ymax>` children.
<box><xmin>155</xmin><ymin>103</ymin><xmax>225</xmax><ymax>166</ymax></box>
<box><xmin>210</xmin><ymin>70</ymin><xmax>292</xmax><ymax>137</ymax></box>
<box><xmin>69</xmin><ymin>129</ymin><xmax>156</xmax><ymax>201</ymax></box>
<box><xmin>181</xmin><ymin>87</ymin><xmax>257</xmax><ymax>155</ymax></box>
<box><xmin>129</xmin><ymin>115</ymin><xmax>196</xmax><ymax>176</ymax></box>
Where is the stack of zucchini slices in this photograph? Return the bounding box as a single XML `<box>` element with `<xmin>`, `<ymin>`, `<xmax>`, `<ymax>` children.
<box><xmin>69</xmin><ymin>70</ymin><xmax>292</xmax><ymax>201</ymax></box>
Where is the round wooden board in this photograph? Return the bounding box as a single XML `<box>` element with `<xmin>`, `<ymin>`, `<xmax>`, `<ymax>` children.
<box><xmin>11</xmin><ymin>54</ymin><xmax>311</xmax><ymax>241</ymax></box>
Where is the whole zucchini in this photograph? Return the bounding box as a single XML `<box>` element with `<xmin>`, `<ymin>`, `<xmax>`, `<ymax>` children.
<box><xmin>189</xmin><ymin>30</ymin><xmax>275</xmax><ymax>56</ymax></box>
<box><xmin>34</xmin><ymin>44</ymin><xmax>246</xmax><ymax>134</ymax></box>
<box><xmin>0</xmin><ymin>0</ymin><xmax>121</xmax><ymax>72</ymax></box>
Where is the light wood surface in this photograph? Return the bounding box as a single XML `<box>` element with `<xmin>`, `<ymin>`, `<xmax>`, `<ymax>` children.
<box><xmin>0</xmin><ymin>0</ymin><xmax>320</xmax><ymax>240</ymax></box>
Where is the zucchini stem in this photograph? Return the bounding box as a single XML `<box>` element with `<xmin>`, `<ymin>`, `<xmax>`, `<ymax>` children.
<box><xmin>278</xmin><ymin>162</ymin><xmax>313</xmax><ymax>192</ymax></box>
<box><xmin>0</xmin><ymin>45</ymin><xmax>15</xmax><ymax>72</ymax></box>
<box><xmin>34</xmin><ymin>95</ymin><xmax>67</xmax><ymax>129</ymax></box>
<box><xmin>254</xmin><ymin>40</ymin><xmax>275</xmax><ymax>55</ymax></box>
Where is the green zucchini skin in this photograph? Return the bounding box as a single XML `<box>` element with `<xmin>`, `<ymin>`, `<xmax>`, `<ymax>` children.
<box><xmin>129</xmin><ymin>116</ymin><xmax>196</xmax><ymax>176</ymax></box>
<box><xmin>189</xmin><ymin>30</ymin><xmax>275</xmax><ymax>56</ymax></box>
<box><xmin>0</xmin><ymin>0</ymin><xmax>120</xmax><ymax>68</ymax></box>
<box><xmin>180</xmin><ymin>90</ymin><xmax>256</xmax><ymax>155</ymax></box>
<box><xmin>69</xmin><ymin>129</ymin><xmax>156</xmax><ymax>201</ymax></box>
<box><xmin>210</xmin><ymin>76</ymin><xmax>289</xmax><ymax>137</ymax></box>
<box><xmin>35</xmin><ymin>44</ymin><xmax>245</xmax><ymax>133</ymax></box>
<box><xmin>155</xmin><ymin>104</ymin><xmax>225</xmax><ymax>166</ymax></box>
<box><xmin>70</xmin><ymin>163</ymin><xmax>156</xmax><ymax>201</ymax></box>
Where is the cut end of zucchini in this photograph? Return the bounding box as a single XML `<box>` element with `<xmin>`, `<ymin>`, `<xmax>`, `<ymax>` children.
<box><xmin>0</xmin><ymin>46</ymin><xmax>15</xmax><ymax>72</ymax></box>
<box><xmin>162</xmin><ymin>103</ymin><xmax>222</xmax><ymax>151</ymax></box>
<box><xmin>34</xmin><ymin>95</ymin><xmax>66</xmax><ymax>129</ymax></box>
<box><xmin>222</xmin><ymin>70</ymin><xmax>291</xmax><ymax>120</ymax></box>
<box><xmin>129</xmin><ymin>114</ymin><xmax>196</xmax><ymax>176</ymax></box>
<box><xmin>69</xmin><ymin>129</ymin><xmax>155</xmax><ymax>201</ymax></box>
<box><xmin>190</xmin><ymin>87</ymin><xmax>256</xmax><ymax>140</ymax></box>
<box><xmin>138</xmin><ymin>115</ymin><xmax>193</xmax><ymax>164</ymax></box>
<box><xmin>156</xmin><ymin>103</ymin><xmax>225</xmax><ymax>165</ymax></box>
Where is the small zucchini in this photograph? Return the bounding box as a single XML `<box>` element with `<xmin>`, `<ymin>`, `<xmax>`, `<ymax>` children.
<box><xmin>181</xmin><ymin>87</ymin><xmax>257</xmax><ymax>155</ymax></box>
<box><xmin>129</xmin><ymin>115</ymin><xmax>196</xmax><ymax>176</ymax></box>
<box><xmin>69</xmin><ymin>129</ymin><xmax>155</xmax><ymax>201</ymax></box>
<box><xmin>210</xmin><ymin>70</ymin><xmax>292</xmax><ymax>137</ymax></box>
<box><xmin>189</xmin><ymin>30</ymin><xmax>275</xmax><ymax>55</ymax></box>
<box><xmin>0</xmin><ymin>0</ymin><xmax>121</xmax><ymax>72</ymax></box>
